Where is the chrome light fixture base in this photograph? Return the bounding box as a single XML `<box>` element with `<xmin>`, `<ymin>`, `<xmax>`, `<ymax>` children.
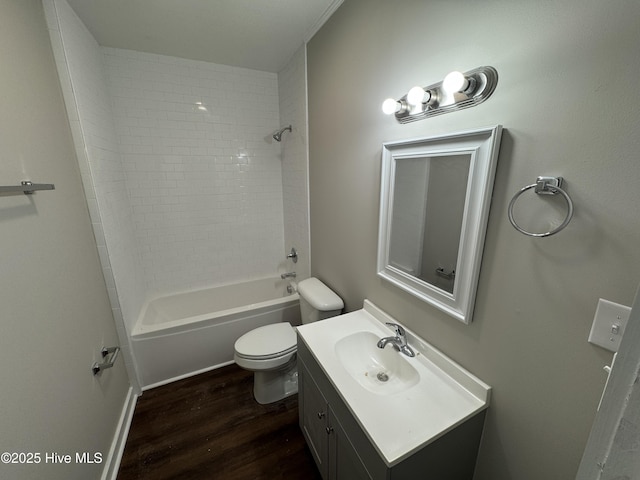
<box><xmin>392</xmin><ymin>66</ymin><xmax>498</xmax><ymax>124</ymax></box>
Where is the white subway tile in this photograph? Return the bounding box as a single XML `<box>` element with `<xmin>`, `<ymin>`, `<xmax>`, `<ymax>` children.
<box><xmin>101</xmin><ymin>47</ymin><xmax>285</xmax><ymax>294</ymax></box>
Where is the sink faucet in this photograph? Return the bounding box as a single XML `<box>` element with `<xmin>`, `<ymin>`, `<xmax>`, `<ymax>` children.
<box><xmin>377</xmin><ymin>322</ymin><xmax>415</xmax><ymax>357</ymax></box>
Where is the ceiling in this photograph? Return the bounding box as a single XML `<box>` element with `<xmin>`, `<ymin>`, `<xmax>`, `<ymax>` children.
<box><xmin>65</xmin><ymin>0</ymin><xmax>343</xmax><ymax>73</ymax></box>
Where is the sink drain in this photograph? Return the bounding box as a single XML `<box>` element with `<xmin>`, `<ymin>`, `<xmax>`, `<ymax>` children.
<box><xmin>376</xmin><ymin>372</ymin><xmax>389</xmax><ymax>382</ymax></box>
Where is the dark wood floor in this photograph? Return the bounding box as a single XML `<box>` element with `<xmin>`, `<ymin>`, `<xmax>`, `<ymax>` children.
<box><xmin>117</xmin><ymin>364</ymin><xmax>322</xmax><ymax>480</ymax></box>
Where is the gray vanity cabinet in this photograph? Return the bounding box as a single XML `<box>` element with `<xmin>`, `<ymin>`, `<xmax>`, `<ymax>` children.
<box><xmin>298</xmin><ymin>335</ymin><xmax>486</xmax><ymax>480</ymax></box>
<box><xmin>328</xmin><ymin>408</ymin><xmax>373</xmax><ymax>480</ymax></box>
<box><xmin>299</xmin><ymin>345</ymin><xmax>372</xmax><ymax>480</ymax></box>
<box><xmin>299</xmin><ymin>356</ymin><xmax>330</xmax><ymax>478</ymax></box>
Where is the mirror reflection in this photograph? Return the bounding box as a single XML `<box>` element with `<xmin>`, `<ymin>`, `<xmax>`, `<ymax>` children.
<box><xmin>389</xmin><ymin>154</ymin><xmax>470</xmax><ymax>294</ymax></box>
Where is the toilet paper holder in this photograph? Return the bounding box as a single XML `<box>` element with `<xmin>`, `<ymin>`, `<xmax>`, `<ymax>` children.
<box><xmin>92</xmin><ymin>346</ymin><xmax>120</xmax><ymax>375</ymax></box>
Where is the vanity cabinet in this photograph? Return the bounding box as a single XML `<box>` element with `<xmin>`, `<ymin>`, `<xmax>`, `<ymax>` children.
<box><xmin>298</xmin><ymin>335</ymin><xmax>486</xmax><ymax>480</ymax></box>
<box><xmin>299</xmin><ymin>350</ymin><xmax>372</xmax><ymax>480</ymax></box>
<box><xmin>299</xmin><ymin>356</ymin><xmax>330</xmax><ymax>478</ymax></box>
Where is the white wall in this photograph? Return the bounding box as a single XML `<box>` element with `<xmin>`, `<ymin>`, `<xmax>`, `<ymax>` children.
<box><xmin>307</xmin><ymin>1</ymin><xmax>640</xmax><ymax>479</ymax></box>
<box><xmin>0</xmin><ymin>1</ymin><xmax>130</xmax><ymax>478</ymax></box>
<box><xmin>278</xmin><ymin>45</ymin><xmax>311</xmax><ymax>280</ymax></box>
<box><xmin>103</xmin><ymin>48</ymin><xmax>285</xmax><ymax>297</ymax></box>
<box><xmin>388</xmin><ymin>158</ymin><xmax>428</xmax><ymax>275</ymax></box>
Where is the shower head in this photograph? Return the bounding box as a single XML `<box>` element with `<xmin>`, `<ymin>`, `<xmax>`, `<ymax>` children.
<box><xmin>273</xmin><ymin>125</ymin><xmax>292</xmax><ymax>142</ymax></box>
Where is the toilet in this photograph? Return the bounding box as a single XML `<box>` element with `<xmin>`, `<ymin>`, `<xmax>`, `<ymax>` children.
<box><xmin>233</xmin><ymin>277</ymin><xmax>343</xmax><ymax>404</ymax></box>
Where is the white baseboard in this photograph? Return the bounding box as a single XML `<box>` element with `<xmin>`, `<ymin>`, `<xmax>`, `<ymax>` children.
<box><xmin>101</xmin><ymin>387</ymin><xmax>138</xmax><ymax>480</ymax></box>
<box><xmin>142</xmin><ymin>360</ymin><xmax>235</xmax><ymax>391</ymax></box>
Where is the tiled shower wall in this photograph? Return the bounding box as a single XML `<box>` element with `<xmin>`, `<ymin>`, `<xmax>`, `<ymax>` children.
<box><xmin>103</xmin><ymin>49</ymin><xmax>286</xmax><ymax>296</ymax></box>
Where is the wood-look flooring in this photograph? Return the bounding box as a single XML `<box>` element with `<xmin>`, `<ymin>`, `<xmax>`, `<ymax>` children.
<box><xmin>117</xmin><ymin>364</ymin><xmax>322</xmax><ymax>480</ymax></box>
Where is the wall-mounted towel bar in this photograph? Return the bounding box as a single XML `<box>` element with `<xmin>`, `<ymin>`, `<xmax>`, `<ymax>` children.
<box><xmin>0</xmin><ymin>181</ymin><xmax>55</xmax><ymax>195</ymax></box>
<box><xmin>507</xmin><ymin>176</ymin><xmax>574</xmax><ymax>237</ymax></box>
<box><xmin>92</xmin><ymin>346</ymin><xmax>120</xmax><ymax>375</ymax></box>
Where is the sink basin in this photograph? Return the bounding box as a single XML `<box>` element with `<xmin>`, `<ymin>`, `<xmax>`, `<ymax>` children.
<box><xmin>297</xmin><ymin>301</ymin><xmax>492</xmax><ymax>465</ymax></box>
<box><xmin>334</xmin><ymin>331</ymin><xmax>420</xmax><ymax>395</ymax></box>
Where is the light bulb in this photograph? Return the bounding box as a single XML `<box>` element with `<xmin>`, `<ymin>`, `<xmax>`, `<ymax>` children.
<box><xmin>442</xmin><ymin>71</ymin><xmax>469</xmax><ymax>94</ymax></box>
<box><xmin>382</xmin><ymin>98</ymin><xmax>401</xmax><ymax>115</ymax></box>
<box><xmin>407</xmin><ymin>86</ymin><xmax>427</xmax><ymax>106</ymax></box>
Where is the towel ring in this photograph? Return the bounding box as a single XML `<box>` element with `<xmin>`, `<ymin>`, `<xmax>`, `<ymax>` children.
<box><xmin>508</xmin><ymin>176</ymin><xmax>574</xmax><ymax>237</ymax></box>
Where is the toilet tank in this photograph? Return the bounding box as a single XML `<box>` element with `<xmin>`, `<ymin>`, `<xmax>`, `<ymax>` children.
<box><xmin>297</xmin><ymin>277</ymin><xmax>344</xmax><ymax>324</ymax></box>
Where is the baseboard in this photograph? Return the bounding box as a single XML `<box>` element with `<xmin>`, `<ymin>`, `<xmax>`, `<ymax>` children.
<box><xmin>101</xmin><ymin>387</ymin><xmax>138</xmax><ymax>480</ymax></box>
<box><xmin>142</xmin><ymin>360</ymin><xmax>236</xmax><ymax>391</ymax></box>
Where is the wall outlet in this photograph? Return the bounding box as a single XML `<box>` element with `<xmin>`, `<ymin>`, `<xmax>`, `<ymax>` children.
<box><xmin>588</xmin><ymin>298</ymin><xmax>632</xmax><ymax>352</ymax></box>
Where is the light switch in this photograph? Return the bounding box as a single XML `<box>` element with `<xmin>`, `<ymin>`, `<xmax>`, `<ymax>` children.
<box><xmin>588</xmin><ymin>298</ymin><xmax>632</xmax><ymax>352</ymax></box>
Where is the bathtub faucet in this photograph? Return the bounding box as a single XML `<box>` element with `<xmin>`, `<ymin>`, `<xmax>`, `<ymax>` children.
<box><xmin>281</xmin><ymin>272</ymin><xmax>297</xmax><ymax>279</ymax></box>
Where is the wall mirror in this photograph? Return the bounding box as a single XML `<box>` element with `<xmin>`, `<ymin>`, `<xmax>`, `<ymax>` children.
<box><xmin>377</xmin><ymin>125</ymin><xmax>503</xmax><ymax>324</ymax></box>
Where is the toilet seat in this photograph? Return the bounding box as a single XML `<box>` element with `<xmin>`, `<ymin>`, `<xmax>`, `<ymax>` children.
<box><xmin>234</xmin><ymin>322</ymin><xmax>297</xmax><ymax>366</ymax></box>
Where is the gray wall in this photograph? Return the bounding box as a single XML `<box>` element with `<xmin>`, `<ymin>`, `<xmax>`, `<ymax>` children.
<box><xmin>307</xmin><ymin>1</ymin><xmax>640</xmax><ymax>478</ymax></box>
<box><xmin>0</xmin><ymin>1</ymin><xmax>130</xmax><ymax>478</ymax></box>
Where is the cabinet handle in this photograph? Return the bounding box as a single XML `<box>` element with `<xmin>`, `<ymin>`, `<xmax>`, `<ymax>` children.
<box><xmin>317</xmin><ymin>411</ymin><xmax>325</xmax><ymax>419</ymax></box>
<box><xmin>326</xmin><ymin>426</ymin><xmax>334</xmax><ymax>435</ymax></box>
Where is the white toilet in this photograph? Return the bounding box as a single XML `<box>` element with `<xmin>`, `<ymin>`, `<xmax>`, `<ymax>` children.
<box><xmin>233</xmin><ymin>277</ymin><xmax>343</xmax><ymax>404</ymax></box>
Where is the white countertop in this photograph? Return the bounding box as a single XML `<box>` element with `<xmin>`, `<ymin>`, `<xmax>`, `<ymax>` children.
<box><xmin>296</xmin><ymin>300</ymin><xmax>491</xmax><ymax>466</ymax></box>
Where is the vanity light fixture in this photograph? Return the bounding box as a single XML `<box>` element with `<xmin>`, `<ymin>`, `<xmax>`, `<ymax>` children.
<box><xmin>382</xmin><ymin>66</ymin><xmax>498</xmax><ymax>123</ymax></box>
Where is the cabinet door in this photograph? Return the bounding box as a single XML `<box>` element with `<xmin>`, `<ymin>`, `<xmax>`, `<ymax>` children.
<box><xmin>300</xmin><ymin>361</ymin><xmax>329</xmax><ymax>479</ymax></box>
<box><xmin>328</xmin><ymin>407</ymin><xmax>373</xmax><ymax>480</ymax></box>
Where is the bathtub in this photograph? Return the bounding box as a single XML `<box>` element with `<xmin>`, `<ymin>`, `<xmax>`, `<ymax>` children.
<box><xmin>131</xmin><ymin>277</ymin><xmax>300</xmax><ymax>389</ymax></box>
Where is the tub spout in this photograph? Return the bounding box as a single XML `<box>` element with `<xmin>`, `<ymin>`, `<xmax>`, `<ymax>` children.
<box><xmin>281</xmin><ymin>272</ymin><xmax>297</xmax><ymax>279</ymax></box>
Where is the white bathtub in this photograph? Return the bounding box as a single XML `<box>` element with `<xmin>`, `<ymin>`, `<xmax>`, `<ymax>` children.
<box><xmin>131</xmin><ymin>277</ymin><xmax>300</xmax><ymax>389</ymax></box>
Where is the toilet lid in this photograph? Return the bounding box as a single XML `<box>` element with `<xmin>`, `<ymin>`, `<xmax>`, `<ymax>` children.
<box><xmin>234</xmin><ymin>322</ymin><xmax>296</xmax><ymax>359</ymax></box>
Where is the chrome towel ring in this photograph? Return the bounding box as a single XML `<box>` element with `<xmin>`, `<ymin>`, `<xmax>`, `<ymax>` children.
<box><xmin>507</xmin><ymin>176</ymin><xmax>574</xmax><ymax>237</ymax></box>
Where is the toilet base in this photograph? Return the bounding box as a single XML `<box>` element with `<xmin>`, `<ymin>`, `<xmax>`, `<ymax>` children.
<box><xmin>253</xmin><ymin>359</ymin><xmax>299</xmax><ymax>404</ymax></box>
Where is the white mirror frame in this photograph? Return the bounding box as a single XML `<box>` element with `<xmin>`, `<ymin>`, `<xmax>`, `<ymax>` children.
<box><xmin>377</xmin><ymin>125</ymin><xmax>503</xmax><ymax>324</ymax></box>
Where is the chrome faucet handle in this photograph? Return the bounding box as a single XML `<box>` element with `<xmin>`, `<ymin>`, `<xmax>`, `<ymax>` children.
<box><xmin>286</xmin><ymin>247</ymin><xmax>298</xmax><ymax>263</ymax></box>
<box><xmin>385</xmin><ymin>322</ymin><xmax>405</xmax><ymax>338</ymax></box>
